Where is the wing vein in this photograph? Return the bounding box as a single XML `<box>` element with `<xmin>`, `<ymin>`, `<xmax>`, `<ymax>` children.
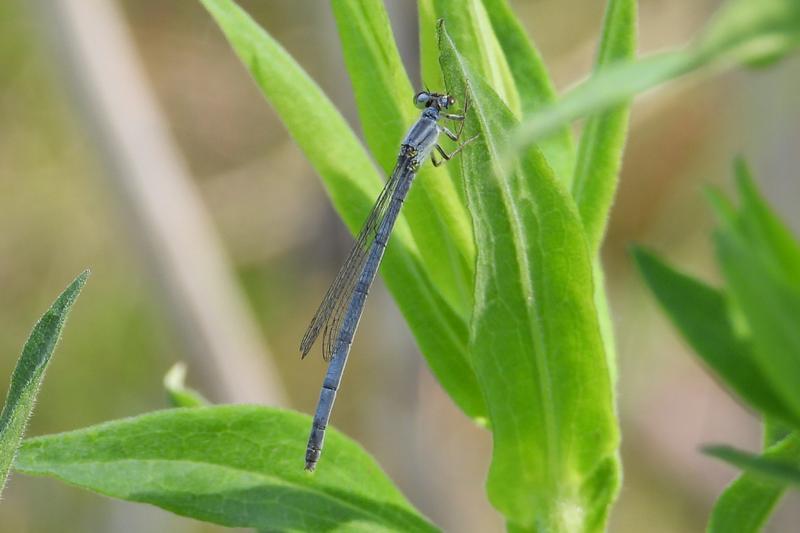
<box><xmin>300</xmin><ymin>156</ymin><xmax>411</xmax><ymax>361</ymax></box>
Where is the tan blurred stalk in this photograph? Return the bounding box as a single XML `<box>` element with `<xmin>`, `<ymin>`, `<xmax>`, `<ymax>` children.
<box><xmin>33</xmin><ymin>0</ymin><xmax>286</xmax><ymax>406</ymax></box>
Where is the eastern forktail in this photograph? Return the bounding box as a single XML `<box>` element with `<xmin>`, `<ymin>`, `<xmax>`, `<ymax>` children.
<box><xmin>300</xmin><ymin>89</ymin><xmax>476</xmax><ymax>471</ymax></box>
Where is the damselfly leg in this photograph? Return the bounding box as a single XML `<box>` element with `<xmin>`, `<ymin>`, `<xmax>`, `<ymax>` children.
<box><xmin>432</xmin><ymin>135</ymin><xmax>479</xmax><ymax>167</ymax></box>
<box><xmin>432</xmin><ymin>90</ymin><xmax>478</xmax><ymax>166</ymax></box>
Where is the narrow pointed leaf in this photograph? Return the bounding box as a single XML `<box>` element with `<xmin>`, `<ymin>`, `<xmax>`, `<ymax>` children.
<box><xmin>439</xmin><ymin>23</ymin><xmax>619</xmax><ymax>531</ymax></box>
<box><xmin>418</xmin><ymin>0</ymin><xmax>444</xmax><ymax>94</ymax></box>
<box><xmin>513</xmin><ymin>0</ymin><xmax>800</xmax><ymax>152</ymax></box>
<box><xmin>512</xmin><ymin>51</ymin><xmax>693</xmax><ymax>154</ymax></box>
<box><xmin>704</xmin><ymin>437</ymin><xmax>800</xmax><ymax>488</ymax></box>
<box><xmin>732</xmin><ymin>158</ymin><xmax>800</xmax><ymax>287</ymax></box>
<box><xmin>573</xmin><ymin>0</ymin><xmax>637</xmax><ymax>254</ymax></box>
<box><xmin>708</xmin><ymin>431</ymin><xmax>800</xmax><ymax>532</ymax></box>
<box><xmin>633</xmin><ymin>247</ymin><xmax>799</xmax><ymax>425</ymax></box>
<box><xmin>199</xmin><ymin>0</ymin><xmax>486</xmax><ymax>421</ymax></box>
<box><xmin>0</xmin><ymin>271</ymin><xmax>88</xmax><ymax>495</ymax></box>
<box><xmin>694</xmin><ymin>0</ymin><xmax>800</xmax><ymax>67</ymax></box>
<box><xmin>704</xmin><ymin>185</ymin><xmax>739</xmax><ymax>230</ymax></box>
<box><xmin>433</xmin><ymin>0</ymin><xmax>520</xmax><ymax>115</ymax></box>
<box><xmin>332</xmin><ymin>0</ymin><xmax>475</xmax><ymax>315</ymax></box>
<box><xmin>480</xmin><ymin>0</ymin><xmax>575</xmax><ymax>183</ymax></box>
<box><xmin>331</xmin><ymin>0</ymin><xmax>415</xmax><ymax>175</ymax></box>
<box><xmin>15</xmin><ymin>406</ymin><xmax>437</xmax><ymax>532</ymax></box>
<box><xmin>425</xmin><ymin>0</ymin><xmax>517</xmax><ymax>211</ymax></box>
<box><xmin>594</xmin><ymin>261</ymin><xmax>620</xmax><ymax>387</ymax></box>
<box><xmin>572</xmin><ymin>0</ymin><xmax>638</xmax><ymax>393</ymax></box>
<box><xmin>640</xmin><ymin>165</ymin><xmax>800</xmax><ymax>531</ymax></box>
<box><xmin>764</xmin><ymin>420</ymin><xmax>792</xmax><ymax>449</ymax></box>
<box><xmin>199</xmin><ymin>0</ymin><xmax>386</xmax><ymax>233</ymax></box>
<box><xmin>715</xmin><ymin>230</ymin><xmax>800</xmax><ymax>423</ymax></box>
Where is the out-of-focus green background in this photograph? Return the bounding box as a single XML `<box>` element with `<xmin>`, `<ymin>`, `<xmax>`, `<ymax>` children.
<box><xmin>1</xmin><ymin>1</ymin><xmax>799</xmax><ymax>531</ymax></box>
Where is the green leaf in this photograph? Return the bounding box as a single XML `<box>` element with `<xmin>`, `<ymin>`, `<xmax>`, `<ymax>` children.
<box><xmin>199</xmin><ymin>0</ymin><xmax>486</xmax><ymax>422</ymax></box>
<box><xmin>695</xmin><ymin>0</ymin><xmax>800</xmax><ymax>67</ymax></box>
<box><xmin>424</xmin><ymin>0</ymin><xmax>524</xmax><ymax>213</ymax></box>
<box><xmin>479</xmin><ymin>0</ymin><xmax>575</xmax><ymax>183</ymax></box>
<box><xmin>632</xmin><ymin>247</ymin><xmax>799</xmax><ymax>425</ymax></box>
<box><xmin>715</xmin><ymin>229</ymin><xmax>800</xmax><ymax>424</ymax></box>
<box><xmin>331</xmin><ymin>0</ymin><xmax>475</xmax><ymax>316</ymax></box>
<box><xmin>764</xmin><ymin>419</ymin><xmax>792</xmax><ymax>448</ymax></box>
<box><xmin>0</xmin><ymin>270</ymin><xmax>88</xmax><ymax>495</ymax></box>
<box><xmin>704</xmin><ymin>436</ymin><xmax>800</xmax><ymax>488</ymax></box>
<box><xmin>708</xmin><ymin>429</ymin><xmax>799</xmax><ymax>532</ymax></box>
<box><xmin>15</xmin><ymin>406</ymin><xmax>437</xmax><ymax>532</ymax></box>
<box><xmin>331</xmin><ymin>0</ymin><xmax>414</xmax><ymax>175</ymax></box>
<box><xmin>593</xmin><ymin>262</ymin><xmax>620</xmax><ymax>387</ymax></box>
<box><xmin>513</xmin><ymin>0</ymin><xmax>800</xmax><ymax>152</ymax></box>
<box><xmin>573</xmin><ymin>0</ymin><xmax>637</xmax><ymax>255</ymax></box>
<box><xmin>418</xmin><ymin>0</ymin><xmax>444</xmax><ymax>93</ymax></box>
<box><xmin>639</xmin><ymin>163</ymin><xmax>800</xmax><ymax>532</ymax></box>
<box><xmin>439</xmin><ymin>22</ymin><xmax>619</xmax><ymax>532</ymax></box>
<box><xmin>432</xmin><ymin>0</ymin><xmax>520</xmax><ymax>115</ymax></box>
<box><xmin>163</xmin><ymin>363</ymin><xmax>208</xmax><ymax>408</ymax></box>
<box><xmin>731</xmin><ymin>157</ymin><xmax>800</xmax><ymax>288</ymax></box>
<box><xmin>704</xmin><ymin>185</ymin><xmax>739</xmax><ymax>230</ymax></box>
<box><xmin>512</xmin><ymin>50</ymin><xmax>691</xmax><ymax>154</ymax></box>
<box><xmin>199</xmin><ymin>0</ymin><xmax>383</xmax><ymax>230</ymax></box>
<box><xmin>572</xmin><ymin>0</ymin><xmax>638</xmax><ymax>393</ymax></box>
<box><xmin>700</xmin><ymin>163</ymin><xmax>800</xmax><ymax>530</ymax></box>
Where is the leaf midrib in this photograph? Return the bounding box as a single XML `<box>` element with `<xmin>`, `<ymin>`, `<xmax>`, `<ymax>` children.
<box><xmin>18</xmin><ymin>456</ymin><xmax>424</xmax><ymax>531</ymax></box>
<box><xmin>464</xmin><ymin>74</ymin><xmax>559</xmax><ymax>486</ymax></box>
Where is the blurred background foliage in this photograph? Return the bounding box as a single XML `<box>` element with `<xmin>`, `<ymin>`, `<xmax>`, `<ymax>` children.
<box><xmin>0</xmin><ymin>0</ymin><xmax>799</xmax><ymax>531</ymax></box>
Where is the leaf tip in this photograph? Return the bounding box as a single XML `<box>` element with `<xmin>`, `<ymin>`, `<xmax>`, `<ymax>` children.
<box><xmin>733</xmin><ymin>156</ymin><xmax>754</xmax><ymax>190</ymax></box>
<box><xmin>629</xmin><ymin>244</ymin><xmax>655</xmax><ymax>271</ymax></box>
<box><xmin>59</xmin><ymin>270</ymin><xmax>90</xmax><ymax>308</ymax></box>
<box><xmin>701</xmin><ymin>443</ymin><xmax>727</xmax><ymax>457</ymax></box>
<box><xmin>163</xmin><ymin>362</ymin><xmax>187</xmax><ymax>391</ymax></box>
<box><xmin>75</xmin><ymin>269</ymin><xmax>91</xmax><ymax>286</ymax></box>
<box><xmin>703</xmin><ymin>185</ymin><xmax>737</xmax><ymax>227</ymax></box>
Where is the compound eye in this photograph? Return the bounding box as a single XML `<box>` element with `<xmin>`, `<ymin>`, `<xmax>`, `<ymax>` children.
<box><xmin>414</xmin><ymin>91</ymin><xmax>431</xmax><ymax>109</ymax></box>
<box><xmin>437</xmin><ymin>95</ymin><xmax>453</xmax><ymax>109</ymax></box>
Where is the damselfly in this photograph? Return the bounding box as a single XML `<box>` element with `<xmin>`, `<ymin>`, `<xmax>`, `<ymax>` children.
<box><xmin>300</xmin><ymin>89</ymin><xmax>477</xmax><ymax>471</ymax></box>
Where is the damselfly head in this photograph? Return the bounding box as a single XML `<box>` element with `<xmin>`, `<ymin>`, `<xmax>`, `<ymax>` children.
<box><xmin>414</xmin><ymin>91</ymin><xmax>454</xmax><ymax>110</ymax></box>
<box><xmin>413</xmin><ymin>91</ymin><xmax>432</xmax><ymax>109</ymax></box>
